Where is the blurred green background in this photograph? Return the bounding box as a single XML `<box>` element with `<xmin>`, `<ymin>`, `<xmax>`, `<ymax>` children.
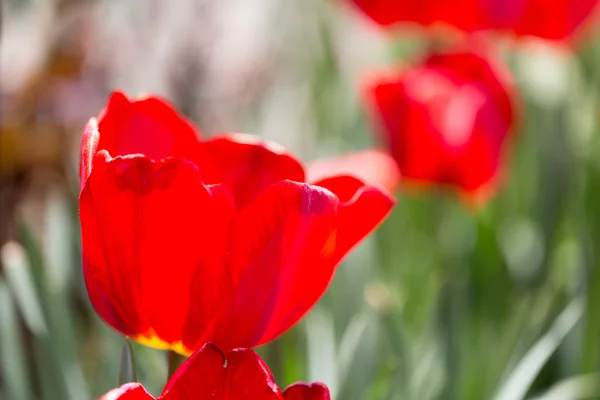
<box><xmin>2</xmin><ymin>1</ymin><xmax>600</xmax><ymax>399</ymax></box>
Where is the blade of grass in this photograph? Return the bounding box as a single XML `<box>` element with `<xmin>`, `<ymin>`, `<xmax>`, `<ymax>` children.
<box><xmin>1</xmin><ymin>241</ymin><xmax>47</xmax><ymax>336</ymax></box>
<box><xmin>336</xmin><ymin>312</ymin><xmax>368</xmax><ymax>391</ymax></box>
<box><xmin>306</xmin><ymin>308</ymin><xmax>337</xmax><ymax>399</ymax></box>
<box><xmin>529</xmin><ymin>373</ymin><xmax>600</xmax><ymax>400</ymax></box>
<box><xmin>494</xmin><ymin>298</ymin><xmax>584</xmax><ymax>400</ymax></box>
<box><xmin>0</xmin><ymin>278</ymin><xmax>32</xmax><ymax>400</ymax></box>
<box><xmin>17</xmin><ymin>221</ymin><xmax>88</xmax><ymax>399</ymax></box>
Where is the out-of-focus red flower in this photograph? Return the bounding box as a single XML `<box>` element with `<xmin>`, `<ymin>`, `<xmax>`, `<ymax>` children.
<box><xmin>363</xmin><ymin>46</ymin><xmax>516</xmax><ymax>203</ymax></box>
<box><xmin>79</xmin><ymin>91</ymin><xmax>395</xmax><ymax>355</ymax></box>
<box><xmin>509</xmin><ymin>0</ymin><xmax>599</xmax><ymax>40</ymax></box>
<box><xmin>345</xmin><ymin>0</ymin><xmax>599</xmax><ymax>41</ymax></box>
<box><xmin>97</xmin><ymin>343</ymin><xmax>331</xmax><ymax>400</ymax></box>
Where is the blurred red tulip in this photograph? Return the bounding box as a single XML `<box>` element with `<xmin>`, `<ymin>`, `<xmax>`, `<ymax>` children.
<box><xmin>363</xmin><ymin>46</ymin><xmax>516</xmax><ymax>202</ymax></box>
<box><xmin>79</xmin><ymin>91</ymin><xmax>395</xmax><ymax>355</ymax></box>
<box><xmin>345</xmin><ymin>0</ymin><xmax>599</xmax><ymax>41</ymax></box>
<box><xmin>98</xmin><ymin>343</ymin><xmax>330</xmax><ymax>400</ymax></box>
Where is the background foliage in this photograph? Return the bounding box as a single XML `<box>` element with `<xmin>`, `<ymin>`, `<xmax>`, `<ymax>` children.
<box><xmin>2</xmin><ymin>1</ymin><xmax>600</xmax><ymax>399</ymax></box>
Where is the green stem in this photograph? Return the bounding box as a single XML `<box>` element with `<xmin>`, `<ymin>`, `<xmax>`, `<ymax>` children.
<box><xmin>167</xmin><ymin>350</ymin><xmax>185</xmax><ymax>380</ymax></box>
<box><xmin>118</xmin><ymin>340</ymin><xmax>137</xmax><ymax>385</ymax></box>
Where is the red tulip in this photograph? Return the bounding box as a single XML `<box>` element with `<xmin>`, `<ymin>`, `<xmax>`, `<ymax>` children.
<box><xmin>79</xmin><ymin>91</ymin><xmax>395</xmax><ymax>355</ymax></box>
<box><xmin>98</xmin><ymin>343</ymin><xmax>330</xmax><ymax>400</ymax></box>
<box><xmin>508</xmin><ymin>0</ymin><xmax>599</xmax><ymax>40</ymax></box>
<box><xmin>363</xmin><ymin>46</ymin><xmax>516</xmax><ymax>202</ymax></box>
<box><xmin>344</xmin><ymin>0</ymin><xmax>598</xmax><ymax>41</ymax></box>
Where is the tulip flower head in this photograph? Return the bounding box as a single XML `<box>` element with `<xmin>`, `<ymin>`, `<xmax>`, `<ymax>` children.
<box><xmin>363</xmin><ymin>46</ymin><xmax>516</xmax><ymax>203</ymax></box>
<box><xmin>345</xmin><ymin>0</ymin><xmax>599</xmax><ymax>41</ymax></box>
<box><xmin>98</xmin><ymin>343</ymin><xmax>331</xmax><ymax>399</ymax></box>
<box><xmin>79</xmin><ymin>91</ymin><xmax>395</xmax><ymax>355</ymax></box>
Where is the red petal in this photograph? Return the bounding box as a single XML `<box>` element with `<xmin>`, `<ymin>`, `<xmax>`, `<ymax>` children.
<box><xmin>345</xmin><ymin>0</ymin><xmax>423</xmax><ymax>27</ymax></box>
<box><xmin>424</xmin><ymin>48</ymin><xmax>515</xmax><ymax>132</ymax></box>
<box><xmin>98</xmin><ymin>383</ymin><xmax>154</xmax><ymax>400</ymax></box>
<box><xmin>80</xmin><ymin>152</ymin><xmax>234</xmax><ymax>351</ymax></box>
<box><xmin>181</xmin><ymin>184</ymin><xmax>238</xmax><ymax>351</ymax></box>
<box><xmin>80</xmin><ymin>118</ymin><xmax>100</xmax><ymax>188</ymax></box>
<box><xmin>161</xmin><ymin>344</ymin><xmax>282</xmax><ymax>400</ymax></box>
<box><xmin>283</xmin><ymin>382</ymin><xmax>331</xmax><ymax>400</ymax></box>
<box><xmin>306</xmin><ymin>149</ymin><xmax>400</xmax><ymax>193</ymax></box>
<box><xmin>310</xmin><ymin>175</ymin><xmax>395</xmax><ymax>266</ymax></box>
<box><xmin>95</xmin><ymin>91</ymin><xmax>201</xmax><ymax>161</ymax></box>
<box><xmin>197</xmin><ymin>134</ymin><xmax>306</xmax><ymax>209</ymax></box>
<box><xmin>253</xmin><ymin>176</ymin><xmax>395</xmax><ymax>338</ymax></box>
<box><xmin>366</xmin><ymin>68</ymin><xmax>447</xmax><ymax>186</ymax></box>
<box><xmin>204</xmin><ymin>181</ymin><xmax>340</xmax><ymax>350</ymax></box>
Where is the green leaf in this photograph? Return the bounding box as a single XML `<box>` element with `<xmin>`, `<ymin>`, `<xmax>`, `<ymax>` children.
<box><xmin>529</xmin><ymin>373</ymin><xmax>600</xmax><ymax>400</ymax></box>
<box><xmin>494</xmin><ymin>298</ymin><xmax>584</xmax><ymax>400</ymax></box>
<box><xmin>0</xmin><ymin>278</ymin><xmax>32</xmax><ymax>400</ymax></box>
<box><xmin>306</xmin><ymin>308</ymin><xmax>337</xmax><ymax>398</ymax></box>
<box><xmin>1</xmin><ymin>241</ymin><xmax>47</xmax><ymax>336</ymax></box>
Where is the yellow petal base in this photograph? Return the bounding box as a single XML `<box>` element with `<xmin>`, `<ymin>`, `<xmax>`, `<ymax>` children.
<box><xmin>134</xmin><ymin>332</ymin><xmax>192</xmax><ymax>356</ymax></box>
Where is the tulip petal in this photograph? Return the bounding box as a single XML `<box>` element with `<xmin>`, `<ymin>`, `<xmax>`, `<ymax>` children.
<box><xmin>202</xmin><ymin>181</ymin><xmax>339</xmax><ymax>350</ymax></box>
<box><xmin>313</xmin><ymin>175</ymin><xmax>395</xmax><ymax>264</ymax></box>
<box><xmin>80</xmin><ymin>118</ymin><xmax>100</xmax><ymax>187</ymax></box>
<box><xmin>283</xmin><ymin>382</ymin><xmax>331</xmax><ymax>400</ymax></box>
<box><xmin>161</xmin><ymin>344</ymin><xmax>282</xmax><ymax>400</ymax></box>
<box><xmin>255</xmin><ymin>177</ymin><xmax>395</xmax><ymax>342</ymax></box>
<box><xmin>98</xmin><ymin>383</ymin><xmax>154</xmax><ymax>400</ymax></box>
<box><xmin>366</xmin><ymin>69</ymin><xmax>448</xmax><ymax>184</ymax></box>
<box><xmin>80</xmin><ymin>152</ymin><xmax>234</xmax><ymax>353</ymax></box>
<box><xmin>181</xmin><ymin>184</ymin><xmax>238</xmax><ymax>350</ymax></box>
<box><xmin>306</xmin><ymin>149</ymin><xmax>401</xmax><ymax>193</ymax></box>
<box><xmin>425</xmin><ymin>49</ymin><xmax>515</xmax><ymax>130</ymax></box>
<box><xmin>346</xmin><ymin>0</ymin><xmax>426</xmax><ymax>27</ymax></box>
<box><xmin>198</xmin><ymin>134</ymin><xmax>306</xmax><ymax>209</ymax></box>
<box><xmin>96</xmin><ymin>91</ymin><xmax>201</xmax><ymax>161</ymax></box>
